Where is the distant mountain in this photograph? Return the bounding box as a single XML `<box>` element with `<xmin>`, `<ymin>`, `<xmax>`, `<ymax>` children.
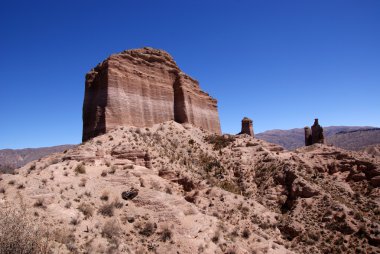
<box><xmin>256</xmin><ymin>126</ymin><xmax>380</xmax><ymax>151</ymax></box>
<box><xmin>0</xmin><ymin>145</ymin><xmax>75</xmax><ymax>173</ymax></box>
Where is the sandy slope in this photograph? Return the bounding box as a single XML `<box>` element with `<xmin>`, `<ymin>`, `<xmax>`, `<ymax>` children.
<box><xmin>0</xmin><ymin>121</ymin><xmax>379</xmax><ymax>253</ymax></box>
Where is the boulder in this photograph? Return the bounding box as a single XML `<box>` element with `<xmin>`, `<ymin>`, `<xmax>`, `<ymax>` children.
<box><xmin>121</xmin><ymin>188</ymin><xmax>139</xmax><ymax>200</ymax></box>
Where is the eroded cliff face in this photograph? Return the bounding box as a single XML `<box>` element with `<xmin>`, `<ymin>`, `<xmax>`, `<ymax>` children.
<box><xmin>82</xmin><ymin>47</ymin><xmax>221</xmax><ymax>141</ymax></box>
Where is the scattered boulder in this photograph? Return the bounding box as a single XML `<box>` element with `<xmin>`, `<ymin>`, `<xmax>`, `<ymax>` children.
<box><xmin>122</xmin><ymin>188</ymin><xmax>139</xmax><ymax>200</ymax></box>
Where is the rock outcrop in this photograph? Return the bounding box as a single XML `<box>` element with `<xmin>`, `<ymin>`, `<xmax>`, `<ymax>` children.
<box><xmin>239</xmin><ymin>117</ymin><xmax>254</xmax><ymax>137</ymax></box>
<box><xmin>82</xmin><ymin>47</ymin><xmax>221</xmax><ymax>141</ymax></box>
<box><xmin>304</xmin><ymin>119</ymin><xmax>325</xmax><ymax>146</ymax></box>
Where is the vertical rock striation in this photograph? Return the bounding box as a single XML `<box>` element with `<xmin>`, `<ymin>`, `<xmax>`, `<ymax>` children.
<box><xmin>83</xmin><ymin>47</ymin><xmax>221</xmax><ymax>141</ymax></box>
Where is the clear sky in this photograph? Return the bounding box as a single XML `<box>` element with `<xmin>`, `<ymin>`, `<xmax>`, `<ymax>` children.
<box><xmin>1</xmin><ymin>0</ymin><xmax>379</xmax><ymax>149</ymax></box>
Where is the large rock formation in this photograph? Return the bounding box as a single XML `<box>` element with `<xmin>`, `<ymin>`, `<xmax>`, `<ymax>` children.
<box><xmin>82</xmin><ymin>47</ymin><xmax>221</xmax><ymax>141</ymax></box>
<box><xmin>304</xmin><ymin>119</ymin><xmax>325</xmax><ymax>146</ymax></box>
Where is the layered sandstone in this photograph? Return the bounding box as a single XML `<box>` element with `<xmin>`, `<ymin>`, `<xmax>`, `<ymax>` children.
<box><xmin>82</xmin><ymin>47</ymin><xmax>221</xmax><ymax>141</ymax></box>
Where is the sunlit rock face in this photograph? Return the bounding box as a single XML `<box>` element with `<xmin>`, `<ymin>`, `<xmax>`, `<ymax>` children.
<box><xmin>82</xmin><ymin>47</ymin><xmax>221</xmax><ymax>141</ymax></box>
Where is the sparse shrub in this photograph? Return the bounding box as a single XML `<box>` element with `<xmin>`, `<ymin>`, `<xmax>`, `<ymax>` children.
<box><xmin>242</xmin><ymin>228</ymin><xmax>250</xmax><ymax>239</ymax></box>
<box><xmin>177</xmin><ymin>177</ymin><xmax>195</xmax><ymax>192</ymax></box>
<box><xmin>211</xmin><ymin>231</ymin><xmax>220</xmax><ymax>243</ymax></box>
<box><xmin>100</xmin><ymin>191</ymin><xmax>109</xmax><ymax>201</ymax></box>
<box><xmin>79</xmin><ymin>178</ymin><xmax>86</xmax><ymax>187</ymax></box>
<box><xmin>33</xmin><ymin>198</ymin><xmax>46</xmax><ymax>209</ymax></box>
<box><xmin>101</xmin><ymin>219</ymin><xmax>121</xmax><ymax>239</ymax></box>
<box><xmin>98</xmin><ymin>203</ymin><xmax>114</xmax><ymax>217</ymax></box>
<box><xmin>70</xmin><ymin>216</ymin><xmax>80</xmax><ymax>225</ymax></box>
<box><xmin>165</xmin><ymin>186</ymin><xmax>172</xmax><ymax>194</ymax></box>
<box><xmin>29</xmin><ymin>163</ymin><xmax>36</xmax><ymax>171</ymax></box>
<box><xmin>101</xmin><ymin>170</ymin><xmax>107</xmax><ymax>177</ymax></box>
<box><xmin>53</xmin><ymin>228</ymin><xmax>76</xmax><ymax>252</ymax></box>
<box><xmin>0</xmin><ymin>187</ymin><xmax>5</xmax><ymax>194</ymax></box>
<box><xmin>8</xmin><ymin>180</ymin><xmax>15</xmax><ymax>185</ymax></box>
<box><xmin>64</xmin><ymin>202</ymin><xmax>72</xmax><ymax>209</ymax></box>
<box><xmin>78</xmin><ymin>203</ymin><xmax>94</xmax><ymax>219</ymax></box>
<box><xmin>199</xmin><ymin>153</ymin><xmax>223</xmax><ymax>174</ymax></box>
<box><xmin>0</xmin><ymin>206</ymin><xmax>50</xmax><ymax>253</ymax></box>
<box><xmin>160</xmin><ymin>226</ymin><xmax>172</xmax><ymax>242</ymax></box>
<box><xmin>205</xmin><ymin>134</ymin><xmax>235</xmax><ymax>150</ymax></box>
<box><xmin>74</xmin><ymin>163</ymin><xmax>86</xmax><ymax>174</ymax></box>
<box><xmin>139</xmin><ymin>222</ymin><xmax>157</xmax><ymax>237</ymax></box>
<box><xmin>17</xmin><ymin>183</ymin><xmax>25</xmax><ymax>189</ymax></box>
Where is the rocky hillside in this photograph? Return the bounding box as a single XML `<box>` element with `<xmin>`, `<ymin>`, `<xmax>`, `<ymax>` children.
<box><xmin>0</xmin><ymin>145</ymin><xmax>74</xmax><ymax>173</ymax></box>
<box><xmin>257</xmin><ymin>126</ymin><xmax>380</xmax><ymax>151</ymax></box>
<box><xmin>361</xmin><ymin>145</ymin><xmax>380</xmax><ymax>157</ymax></box>
<box><xmin>0</xmin><ymin>121</ymin><xmax>379</xmax><ymax>253</ymax></box>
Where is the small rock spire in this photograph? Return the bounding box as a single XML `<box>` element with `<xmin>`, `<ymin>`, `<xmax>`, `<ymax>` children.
<box><xmin>305</xmin><ymin>118</ymin><xmax>325</xmax><ymax>146</ymax></box>
<box><xmin>240</xmin><ymin>117</ymin><xmax>254</xmax><ymax>137</ymax></box>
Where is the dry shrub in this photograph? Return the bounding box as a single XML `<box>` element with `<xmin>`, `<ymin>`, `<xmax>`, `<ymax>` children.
<box><xmin>78</xmin><ymin>202</ymin><xmax>94</xmax><ymax>219</ymax></box>
<box><xmin>242</xmin><ymin>228</ymin><xmax>251</xmax><ymax>239</ymax></box>
<box><xmin>79</xmin><ymin>178</ymin><xmax>86</xmax><ymax>187</ymax></box>
<box><xmin>160</xmin><ymin>226</ymin><xmax>172</xmax><ymax>242</ymax></box>
<box><xmin>34</xmin><ymin>198</ymin><xmax>46</xmax><ymax>209</ymax></box>
<box><xmin>74</xmin><ymin>163</ymin><xmax>86</xmax><ymax>174</ymax></box>
<box><xmin>0</xmin><ymin>206</ymin><xmax>50</xmax><ymax>253</ymax></box>
<box><xmin>101</xmin><ymin>219</ymin><xmax>121</xmax><ymax>239</ymax></box>
<box><xmin>100</xmin><ymin>191</ymin><xmax>109</xmax><ymax>201</ymax></box>
<box><xmin>98</xmin><ymin>203</ymin><xmax>114</xmax><ymax>217</ymax></box>
<box><xmin>101</xmin><ymin>170</ymin><xmax>107</xmax><ymax>177</ymax></box>
<box><xmin>53</xmin><ymin>227</ymin><xmax>76</xmax><ymax>252</ymax></box>
<box><xmin>139</xmin><ymin>222</ymin><xmax>157</xmax><ymax>237</ymax></box>
<box><xmin>204</xmin><ymin>134</ymin><xmax>235</xmax><ymax>150</ymax></box>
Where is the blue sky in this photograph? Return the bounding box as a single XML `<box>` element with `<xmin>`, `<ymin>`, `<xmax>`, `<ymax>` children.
<box><xmin>1</xmin><ymin>0</ymin><xmax>379</xmax><ymax>149</ymax></box>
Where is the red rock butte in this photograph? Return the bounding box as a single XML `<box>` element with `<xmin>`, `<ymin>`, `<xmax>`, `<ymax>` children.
<box><xmin>82</xmin><ymin>47</ymin><xmax>221</xmax><ymax>141</ymax></box>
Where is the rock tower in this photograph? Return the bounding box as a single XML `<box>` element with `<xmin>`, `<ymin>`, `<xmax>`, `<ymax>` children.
<box><xmin>304</xmin><ymin>127</ymin><xmax>312</xmax><ymax>146</ymax></box>
<box><xmin>304</xmin><ymin>118</ymin><xmax>325</xmax><ymax>146</ymax></box>
<box><xmin>240</xmin><ymin>117</ymin><xmax>254</xmax><ymax>137</ymax></box>
<box><xmin>82</xmin><ymin>47</ymin><xmax>221</xmax><ymax>141</ymax></box>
